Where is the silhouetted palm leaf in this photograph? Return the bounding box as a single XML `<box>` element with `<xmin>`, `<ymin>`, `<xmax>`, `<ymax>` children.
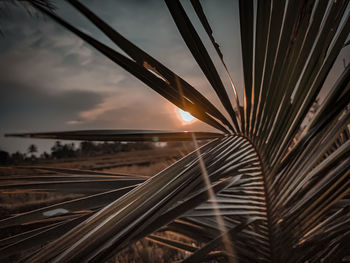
<box><xmin>3</xmin><ymin>0</ymin><xmax>350</xmax><ymax>262</ymax></box>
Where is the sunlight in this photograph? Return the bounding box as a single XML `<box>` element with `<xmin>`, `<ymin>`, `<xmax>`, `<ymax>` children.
<box><xmin>177</xmin><ymin>108</ymin><xmax>195</xmax><ymax>123</ymax></box>
<box><xmin>191</xmin><ymin>133</ymin><xmax>236</xmax><ymax>263</ymax></box>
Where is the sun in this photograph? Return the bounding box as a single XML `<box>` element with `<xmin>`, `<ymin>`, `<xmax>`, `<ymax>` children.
<box><xmin>177</xmin><ymin>108</ymin><xmax>195</xmax><ymax>123</ymax></box>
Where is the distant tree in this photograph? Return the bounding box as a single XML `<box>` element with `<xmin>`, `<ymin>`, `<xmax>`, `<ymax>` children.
<box><xmin>61</xmin><ymin>143</ymin><xmax>76</xmax><ymax>158</ymax></box>
<box><xmin>27</xmin><ymin>144</ymin><xmax>38</xmax><ymax>155</ymax></box>
<box><xmin>80</xmin><ymin>141</ymin><xmax>96</xmax><ymax>156</ymax></box>
<box><xmin>11</xmin><ymin>151</ymin><xmax>25</xmax><ymax>164</ymax></box>
<box><xmin>51</xmin><ymin>141</ymin><xmax>62</xmax><ymax>152</ymax></box>
<box><xmin>51</xmin><ymin>141</ymin><xmax>63</xmax><ymax>159</ymax></box>
<box><xmin>0</xmin><ymin>150</ymin><xmax>10</xmax><ymax>165</ymax></box>
<box><xmin>40</xmin><ymin>151</ymin><xmax>50</xmax><ymax>160</ymax></box>
<box><xmin>27</xmin><ymin>144</ymin><xmax>38</xmax><ymax>162</ymax></box>
<box><xmin>51</xmin><ymin>141</ymin><xmax>76</xmax><ymax>159</ymax></box>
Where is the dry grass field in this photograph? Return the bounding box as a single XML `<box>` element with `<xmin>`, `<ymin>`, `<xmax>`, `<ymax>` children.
<box><xmin>0</xmin><ymin>144</ymin><xmax>198</xmax><ymax>262</ymax></box>
<box><xmin>34</xmin><ymin>145</ymin><xmax>193</xmax><ymax>176</ymax></box>
<box><xmin>0</xmin><ymin>144</ymin><xmax>195</xmax><ymax>216</ymax></box>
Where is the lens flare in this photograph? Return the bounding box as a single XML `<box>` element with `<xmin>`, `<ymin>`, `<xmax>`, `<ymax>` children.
<box><xmin>191</xmin><ymin>133</ymin><xmax>236</xmax><ymax>263</ymax></box>
<box><xmin>177</xmin><ymin>108</ymin><xmax>195</xmax><ymax>123</ymax></box>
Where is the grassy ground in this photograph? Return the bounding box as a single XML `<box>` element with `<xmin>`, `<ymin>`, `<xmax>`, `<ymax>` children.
<box><xmin>0</xmin><ymin>144</ymin><xmax>198</xmax><ymax>262</ymax></box>
<box><xmin>16</xmin><ymin>145</ymin><xmax>194</xmax><ymax>176</ymax></box>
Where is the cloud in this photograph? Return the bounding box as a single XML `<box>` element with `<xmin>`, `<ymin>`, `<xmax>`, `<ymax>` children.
<box><xmin>0</xmin><ymin>82</ymin><xmax>105</xmax><ymax>130</ymax></box>
<box><xmin>0</xmin><ymin>0</ymin><xmax>237</xmax><ymax>153</ymax></box>
<box><xmin>0</xmin><ymin>81</ymin><xmax>105</xmax><ymax>154</ymax></box>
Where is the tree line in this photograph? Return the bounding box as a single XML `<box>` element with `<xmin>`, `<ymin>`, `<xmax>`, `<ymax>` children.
<box><xmin>0</xmin><ymin>141</ymin><xmax>156</xmax><ymax>165</ymax></box>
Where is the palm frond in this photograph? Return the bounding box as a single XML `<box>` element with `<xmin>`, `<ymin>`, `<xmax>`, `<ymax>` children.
<box><xmin>165</xmin><ymin>0</ymin><xmax>240</xmax><ymax>133</ymax></box>
<box><xmin>6</xmin><ymin>129</ymin><xmax>223</xmax><ymax>142</ymax></box>
<box><xmin>2</xmin><ymin>0</ymin><xmax>350</xmax><ymax>262</ymax></box>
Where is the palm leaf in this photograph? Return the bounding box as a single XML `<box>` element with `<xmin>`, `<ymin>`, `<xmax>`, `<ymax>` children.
<box><xmin>165</xmin><ymin>0</ymin><xmax>240</xmax><ymax>133</ymax></box>
<box><xmin>2</xmin><ymin>0</ymin><xmax>350</xmax><ymax>262</ymax></box>
<box><xmin>6</xmin><ymin>129</ymin><xmax>223</xmax><ymax>142</ymax></box>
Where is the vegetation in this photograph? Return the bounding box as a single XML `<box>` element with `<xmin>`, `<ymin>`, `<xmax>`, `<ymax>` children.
<box><xmin>0</xmin><ymin>140</ymin><xmax>156</xmax><ymax>165</ymax></box>
<box><xmin>1</xmin><ymin>0</ymin><xmax>350</xmax><ymax>262</ymax></box>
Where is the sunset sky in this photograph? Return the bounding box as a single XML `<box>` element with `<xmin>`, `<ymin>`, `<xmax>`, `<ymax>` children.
<box><xmin>0</xmin><ymin>0</ymin><xmax>349</xmax><ymax>154</ymax></box>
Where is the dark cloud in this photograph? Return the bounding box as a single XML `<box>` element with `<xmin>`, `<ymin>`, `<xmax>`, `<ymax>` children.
<box><xmin>0</xmin><ymin>82</ymin><xmax>104</xmax><ymax>129</ymax></box>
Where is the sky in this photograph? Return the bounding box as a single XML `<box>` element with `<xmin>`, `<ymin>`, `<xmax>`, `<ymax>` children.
<box><xmin>0</xmin><ymin>0</ymin><xmax>245</xmax><ymax>154</ymax></box>
<box><xmin>0</xmin><ymin>0</ymin><xmax>349</xmax><ymax>154</ymax></box>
